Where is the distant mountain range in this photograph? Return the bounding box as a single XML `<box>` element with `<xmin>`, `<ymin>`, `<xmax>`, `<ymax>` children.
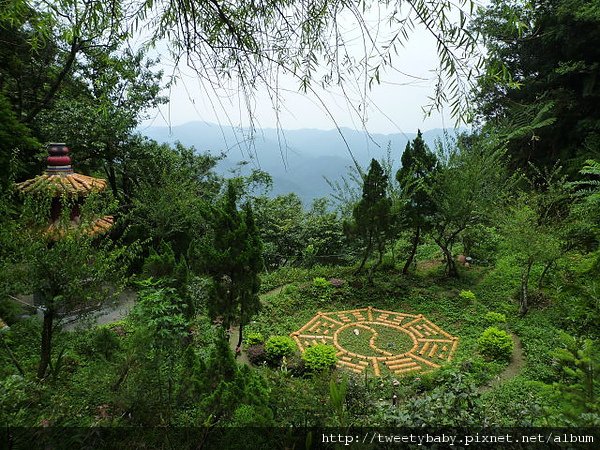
<box><xmin>141</xmin><ymin>121</ymin><xmax>461</xmax><ymax>204</ymax></box>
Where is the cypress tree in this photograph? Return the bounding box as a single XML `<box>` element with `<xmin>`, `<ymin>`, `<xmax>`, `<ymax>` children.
<box><xmin>206</xmin><ymin>181</ymin><xmax>262</xmax><ymax>350</ymax></box>
<box><xmin>236</xmin><ymin>202</ymin><xmax>262</xmax><ymax>349</ymax></box>
<box><xmin>348</xmin><ymin>159</ymin><xmax>392</xmax><ymax>280</ymax></box>
<box><xmin>396</xmin><ymin>130</ymin><xmax>438</xmax><ymax>274</ymax></box>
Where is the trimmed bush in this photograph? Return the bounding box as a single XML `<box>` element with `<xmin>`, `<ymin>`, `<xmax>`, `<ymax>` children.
<box><xmin>243</xmin><ymin>332</ymin><xmax>264</xmax><ymax>346</ymax></box>
<box><xmin>302</xmin><ymin>344</ymin><xmax>338</xmax><ymax>372</ymax></box>
<box><xmin>478</xmin><ymin>327</ymin><xmax>514</xmax><ymax>361</ymax></box>
<box><xmin>484</xmin><ymin>312</ymin><xmax>507</xmax><ymax>325</ymax></box>
<box><xmin>312</xmin><ymin>277</ymin><xmax>330</xmax><ymax>289</ymax></box>
<box><xmin>265</xmin><ymin>336</ymin><xmax>296</xmax><ymax>363</ymax></box>
<box><xmin>459</xmin><ymin>290</ymin><xmax>476</xmax><ymax>301</ymax></box>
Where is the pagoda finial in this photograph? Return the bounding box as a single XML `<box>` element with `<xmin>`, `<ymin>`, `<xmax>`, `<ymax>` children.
<box><xmin>46</xmin><ymin>143</ymin><xmax>73</xmax><ymax>175</ymax></box>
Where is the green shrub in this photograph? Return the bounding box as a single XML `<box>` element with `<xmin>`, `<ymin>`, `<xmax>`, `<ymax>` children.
<box><xmin>459</xmin><ymin>290</ymin><xmax>476</xmax><ymax>301</ymax></box>
<box><xmin>76</xmin><ymin>327</ymin><xmax>121</xmax><ymax>360</ymax></box>
<box><xmin>92</xmin><ymin>327</ymin><xmax>121</xmax><ymax>360</ymax></box>
<box><xmin>0</xmin><ymin>298</ymin><xmax>24</xmax><ymax>325</ymax></box>
<box><xmin>312</xmin><ymin>277</ymin><xmax>330</xmax><ymax>289</ymax></box>
<box><xmin>485</xmin><ymin>312</ymin><xmax>507</xmax><ymax>325</ymax></box>
<box><xmin>243</xmin><ymin>332</ymin><xmax>264</xmax><ymax>346</ymax></box>
<box><xmin>379</xmin><ymin>253</ymin><xmax>396</xmax><ymax>271</ymax></box>
<box><xmin>302</xmin><ymin>344</ymin><xmax>338</xmax><ymax>372</ymax></box>
<box><xmin>265</xmin><ymin>336</ymin><xmax>297</xmax><ymax>363</ymax></box>
<box><xmin>386</xmin><ymin>370</ymin><xmax>487</xmax><ymax>426</ymax></box>
<box><xmin>229</xmin><ymin>404</ymin><xmax>273</xmax><ymax>426</ymax></box>
<box><xmin>142</xmin><ymin>244</ymin><xmax>176</xmax><ymax>278</ymax></box>
<box><xmin>478</xmin><ymin>327</ymin><xmax>514</xmax><ymax>361</ymax></box>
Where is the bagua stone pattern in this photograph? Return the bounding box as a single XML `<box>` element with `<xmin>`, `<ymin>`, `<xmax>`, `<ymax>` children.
<box><xmin>291</xmin><ymin>307</ymin><xmax>458</xmax><ymax>376</ymax></box>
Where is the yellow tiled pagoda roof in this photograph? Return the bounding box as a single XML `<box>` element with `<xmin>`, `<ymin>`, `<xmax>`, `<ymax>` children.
<box><xmin>44</xmin><ymin>215</ymin><xmax>114</xmax><ymax>239</ymax></box>
<box><xmin>16</xmin><ymin>172</ymin><xmax>108</xmax><ymax>196</ymax></box>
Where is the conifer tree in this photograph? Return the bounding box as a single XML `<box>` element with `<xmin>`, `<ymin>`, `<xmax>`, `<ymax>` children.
<box><xmin>346</xmin><ymin>159</ymin><xmax>392</xmax><ymax>280</ymax></box>
<box><xmin>396</xmin><ymin>130</ymin><xmax>438</xmax><ymax>274</ymax></box>
<box><xmin>206</xmin><ymin>182</ymin><xmax>262</xmax><ymax>348</ymax></box>
<box><xmin>236</xmin><ymin>202</ymin><xmax>262</xmax><ymax>349</ymax></box>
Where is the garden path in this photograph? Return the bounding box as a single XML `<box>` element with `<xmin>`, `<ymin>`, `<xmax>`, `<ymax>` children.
<box><xmin>478</xmin><ymin>333</ymin><xmax>525</xmax><ymax>393</ymax></box>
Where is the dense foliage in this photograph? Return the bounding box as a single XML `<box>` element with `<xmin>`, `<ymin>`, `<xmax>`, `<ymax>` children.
<box><xmin>0</xmin><ymin>0</ymin><xmax>599</xmax><ymax>440</ymax></box>
<box><xmin>473</xmin><ymin>0</ymin><xmax>600</xmax><ymax>171</ymax></box>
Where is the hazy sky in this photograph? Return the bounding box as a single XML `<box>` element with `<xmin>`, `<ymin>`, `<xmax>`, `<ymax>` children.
<box><xmin>140</xmin><ymin>4</ymin><xmax>482</xmax><ymax>135</ymax></box>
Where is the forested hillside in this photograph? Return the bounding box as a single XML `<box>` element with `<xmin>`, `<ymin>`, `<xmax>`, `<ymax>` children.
<box><xmin>142</xmin><ymin>122</ymin><xmax>454</xmax><ymax>203</ymax></box>
<box><xmin>1</xmin><ymin>0</ymin><xmax>599</xmax><ymax>448</ymax></box>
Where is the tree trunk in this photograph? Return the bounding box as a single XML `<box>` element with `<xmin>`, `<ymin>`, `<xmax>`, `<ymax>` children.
<box><xmin>538</xmin><ymin>260</ymin><xmax>554</xmax><ymax>290</ymax></box>
<box><xmin>356</xmin><ymin>234</ymin><xmax>373</xmax><ymax>274</ymax></box>
<box><xmin>520</xmin><ymin>260</ymin><xmax>533</xmax><ymax>315</ymax></box>
<box><xmin>107</xmin><ymin>159</ymin><xmax>118</xmax><ymax>199</ymax></box>
<box><xmin>37</xmin><ymin>305</ymin><xmax>54</xmax><ymax>379</ymax></box>
<box><xmin>433</xmin><ymin>235</ymin><xmax>458</xmax><ymax>278</ymax></box>
<box><xmin>439</xmin><ymin>243</ymin><xmax>457</xmax><ymax>278</ymax></box>
<box><xmin>122</xmin><ymin>163</ymin><xmax>132</xmax><ymax>206</ymax></box>
<box><xmin>237</xmin><ymin>321</ymin><xmax>244</xmax><ymax>350</ymax></box>
<box><xmin>402</xmin><ymin>226</ymin><xmax>420</xmax><ymax>275</ymax></box>
<box><xmin>24</xmin><ymin>39</ymin><xmax>81</xmax><ymax>123</ymax></box>
<box><xmin>376</xmin><ymin>239</ymin><xmax>384</xmax><ymax>268</ymax></box>
<box><xmin>367</xmin><ymin>239</ymin><xmax>385</xmax><ymax>285</ymax></box>
<box><xmin>446</xmin><ymin>252</ymin><xmax>458</xmax><ymax>278</ymax></box>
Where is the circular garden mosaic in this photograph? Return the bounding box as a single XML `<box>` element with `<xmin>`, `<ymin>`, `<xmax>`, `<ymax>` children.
<box><xmin>291</xmin><ymin>307</ymin><xmax>458</xmax><ymax>376</ymax></box>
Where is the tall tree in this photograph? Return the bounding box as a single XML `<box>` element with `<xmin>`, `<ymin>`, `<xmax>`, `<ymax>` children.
<box><xmin>252</xmin><ymin>194</ymin><xmax>305</xmax><ymax>268</ymax></box>
<box><xmin>0</xmin><ymin>1</ymin><xmax>165</xmax><ymax>186</ymax></box>
<box><xmin>473</xmin><ymin>0</ymin><xmax>600</xmax><ymax>170</ymax></box>
<box><xmin>345</xmin><ymin>159</ymin><xmax>392</xmax><ymax>280</ymax></box>
<box><xmin>124</xmin><ymin>139</ymin><xmax>220</xmax><ymax>258</ymax></box>
<box><xmin>204</xmin><ymin>182</ymin><xmax>262</xmax><ymax>348</ymax></box>
<box><xmin>429</xmin><ymin>136</ymin><xmax>509</xmax><ymax>277</ymax></box>
<box><xmin>237</xmin><ymin>202</ymin><xmax>262</xmax><ymax>349</ymax></box>
<box><xmin>396</xmin><ymin>130</ymin><xmax>438</xmax><ymax>274</ymax></box>
<box><xmin>499</xmin><ymin>165</ymin><xmax>573</xmax><ymax>314</ymax></box>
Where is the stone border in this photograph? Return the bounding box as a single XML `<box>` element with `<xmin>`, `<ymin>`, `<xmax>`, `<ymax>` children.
<box><xmin>291</xmin><ymin>307</ymin><xmax>459</xmax><ymax>376</ymax></box>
